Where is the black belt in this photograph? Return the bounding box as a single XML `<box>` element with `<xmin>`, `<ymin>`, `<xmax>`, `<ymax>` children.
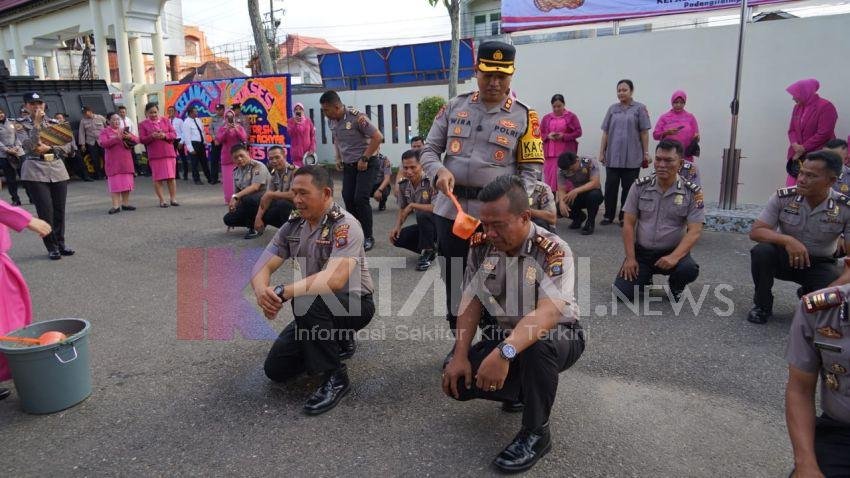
<box><xmin>452</xmin><ymin>185</ymin><xmax>482</xmax><ymax>200</ymax></box>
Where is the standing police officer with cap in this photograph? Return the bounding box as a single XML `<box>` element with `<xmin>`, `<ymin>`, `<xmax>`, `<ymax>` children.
<box><xmin>320</xmin><ymin>90</ymin><xmax>384</xmax><ymax>251</ymax></box>
<box><xmin>420</xmin><ymin>40</ymin><xmax>544</xmax><ymax>331</ymax></box>
<box><xmin>15</xmin><ymin>92</ymin><xmax>75</xmax><ymax>260</ymax></box>
<box><xmin>785</xmin><ymin>259</ymin><xmax>850</xmax><ymax>477</ymax></box>
<box><xmin>749</xmin><ymin>150</ymin><xmax>850</xmax><ymax>324</ymax></box>
<box><xmin>252</xmin><ymin>165</ymin><xmax>374</xmax><ymax>415</ymax></box>
<box><xmin>442</xmin><ymin>175</ymin><xmax>584</xmax><ymax>473</ymax></box>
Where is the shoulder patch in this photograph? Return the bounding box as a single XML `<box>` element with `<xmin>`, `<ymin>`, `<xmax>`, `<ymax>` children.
<box><xmin>777</xmin><ymin>186</ymin><xmax>797</xmax><ymax>198</ymax></box>
<box><xmin>682</xmin><ymin>162</ymin><xmax>693</xmax><ymax>170</ymax></box>
<box><xmin>469</xmin><ymin>232</ymin><xmax>488</xmax><ymax>247</ymax></box>
<box><xmin>635</xmin><ymin>175</ymin><xmax>654</xmax><ymax>186</ymax></box>
<box><xmin>836</xmin><ymin>193</ymin><xmax>850</xmax><ymax>207</ymax></box>
<box><xmin>802</xmin><ymin>288</ymin><xmax>845</xmax><ymax>313</ymax></box>
<box><xmin>533</xmin><ymin>234</ymin><xmax>557</xmax><ymax>255</ymax></box>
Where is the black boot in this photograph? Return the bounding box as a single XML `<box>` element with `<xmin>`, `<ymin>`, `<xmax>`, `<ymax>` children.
<box><xmin>303</xmin><ymin>366</ymin><xmax>350</xmax><ymax>415</ymax></box>
<box><xmin>338</xmin><ymin>334</ymin><xmax>356</xmax><ymax>360</ymax></box>
<box><xmin>493</xmin><ymin>422</ymin><xmax>552</xmax><ymax>473</ymax></box>
<box><xmin>568</xmin><ymin>211</ymin><xmax>586</xmax><ymax>229</ymax></box>
<box><xmin>0</xmin><ymin>387</ymin><xmax>10</xmax><ymax>400</ymax></box>
<box><xmin>747</xmin><ymin>305</ymin><xmax>772</xmax><ymax>324</ymax></box>
<box><xmin>581</xmin><ymin>220</ymin><xmax>595</xmax><ymax>235</ymax></box>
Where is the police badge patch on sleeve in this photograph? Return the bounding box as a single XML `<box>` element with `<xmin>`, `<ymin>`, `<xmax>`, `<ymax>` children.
<box><xmin>334</xmin><ymin>224</ymin><xmax>350</xmax><ymax>248</ymax></box>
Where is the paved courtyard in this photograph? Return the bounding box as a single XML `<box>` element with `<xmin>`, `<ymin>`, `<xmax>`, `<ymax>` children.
<box><xmin>1</xmin><ymin>177</ymin><xmax>800</xmax><ymax>477</ymax></box>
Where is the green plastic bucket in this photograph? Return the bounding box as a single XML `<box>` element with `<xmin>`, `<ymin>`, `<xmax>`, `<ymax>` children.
<box><xmin>0</xmin><ymin>318</ymin><xmax>92</xmax><ymax>414</ymax></box>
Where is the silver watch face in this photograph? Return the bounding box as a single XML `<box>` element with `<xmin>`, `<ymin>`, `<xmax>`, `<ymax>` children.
<box><xmin>501</xmin><ymin>343</ymin><xmax>517</xmax><ymax>359</ymax></box>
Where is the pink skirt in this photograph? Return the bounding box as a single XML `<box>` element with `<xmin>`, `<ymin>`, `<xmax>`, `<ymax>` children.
<box><xmin>150</xmin><ymin>158</ymin><xmax>177</xmax><ymax>181</ymax></box>
<box><xmin>0</xmin><ymin>253</ymin><xmax>32</xmax><ymax>381</ymax></box>
<box><xmin>107</xmin><ymin>173</ymin><xmax>135</xmax><ymax>193</ymax></box>
<box><xmin>543</xmin><ymin>156</ymin><xmax>559</xmax><ymax>192</ymax></box>
<box><xmin>221</xmin><ymin>166</ymin><xmax>234</xmax><ymax>204</ymax></box>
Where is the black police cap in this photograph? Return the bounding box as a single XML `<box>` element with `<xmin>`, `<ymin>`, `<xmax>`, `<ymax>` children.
<box><xmin>476</xmin><ymin>41</ymin><xmax>516</xmax><ymax>75</ymax></box>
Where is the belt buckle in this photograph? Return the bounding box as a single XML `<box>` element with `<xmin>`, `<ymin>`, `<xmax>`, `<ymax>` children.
<box><xmin>43</xmin><ymin>153</ymin><xmax>55</xmax><ymax>162</ymax></box>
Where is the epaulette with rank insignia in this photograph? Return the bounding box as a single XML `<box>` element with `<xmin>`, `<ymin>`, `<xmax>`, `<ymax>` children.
<box><xmin>635</xmin><ymin>175</ymin><xmax>654</xmax><ymax>186</ymax></box>
<box><xmin>835</xmin><ymin>193</ymin><xmax>850</xmax><ymax>207</ymax></box>
<box><xmin>533</xmin><ymin>234</ymin><xmax>557</xmax><ymax>254</ymax></box>
<box><xmin>399</xmin><ymin>177</ymin><xmax>410</xmax><ymax>186</ymax></box>
<box><xmin>802</xmin><ymin>288</ymin><xmax>845</xmax><ymax>313</ymax></box>
<box><xmin>682</xmin><ymin>180</ymin><xmax>701</xmax><ymax>193</ymax></box>
<box><xmin>287</xmin><ymin>209</ymin><xmax>302</xmax><ymax>222</ymax></box>
<box><xmin>777</xmin><ymin>186</ymin><xmax>797</xmax><ymax>198</ymax></box>
<box><xmin>469</xmin><ymin>232</ymin><xmax>488</xmax><ymax>247</ymax></box>
<box><xmin>682</xmin><ymin>162</ymin><xmax>693</xmax><ymax>171</ymax></box>
<box><xmin>326</xmin><ymin>205</ymin><xmax>345</xmax><ymax>223</ymax></box>
<box><xmin>535</xmin><ymin>234</ymin><xmax>566</xmax><ymax>277</ymax></box>
<box><xmin>346</xmin><ymin>106</ymin><xmax>360</xmax><ymax>116</ymax></box>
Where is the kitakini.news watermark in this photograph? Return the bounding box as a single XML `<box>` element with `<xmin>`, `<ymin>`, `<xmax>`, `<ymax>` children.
<box><xmin>175</xmin><ymin>248</ymin><xmax>738</xmax><ymax>341</ymax></box>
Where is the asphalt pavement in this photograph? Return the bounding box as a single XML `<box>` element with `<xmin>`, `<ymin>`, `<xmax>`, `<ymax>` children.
<box><xmin>0</xmin><ymin>176</ymin><xmax>800</xmax><ymax>477</ymax></box>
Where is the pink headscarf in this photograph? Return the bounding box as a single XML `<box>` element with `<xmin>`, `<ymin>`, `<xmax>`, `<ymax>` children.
<box><xmin>670</xmin><ymin>90</ymin><xmax>687</xmax><ymax>106</ymax></box>
<box><xmin>786</xmin><ymin>79</ymin><xmax>820</xmax><ymax>105</ymax></box>
<box><xmin>293</xmin><ymin>102</ymin><xmax>305</xmax><ymax>123</ymax></box>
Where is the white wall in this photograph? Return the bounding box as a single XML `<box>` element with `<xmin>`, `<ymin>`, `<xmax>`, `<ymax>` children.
<box><xmin>511</xmin><ymin>13</ymin><xmax>850</xmax><ymax>205</ymax></box>
<box><xmin>294</xmin><ymin>13</ymin><xmax>850</xmax><ymax>204</ymax></box>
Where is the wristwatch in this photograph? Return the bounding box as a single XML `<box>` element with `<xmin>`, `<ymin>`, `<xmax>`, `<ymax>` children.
<box><xmin>231</xmin><ymin>194</ymin><xmax>239</xmax><ymax>200</ymax></box>
<box><xmin>273</xmin><ymin>285</ymin><xmax>290</xmax><ymax>303</ymax></box>
<box><xmin>497</xmin><ymin>342</ymin><xmax>517</xmax><ymax>362</ymax></box>
<box><xmin>359</xmin><ymin>155</ymin><xmax>369</xmax><ymax>162</ymax></box>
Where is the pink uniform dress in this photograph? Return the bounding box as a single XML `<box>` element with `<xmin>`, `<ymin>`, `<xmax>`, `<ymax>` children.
<box><xmin>286</xmin><ymin>103</ymin><xmax>317</xmax><ymax>167</ymax></box>
<box><xmin>216</xmin><ymin>123</ymin><xmax>248</xmax><ymax>204</ymax></box>
<box><xmin>0</xmin><ymin>200</ymin><xmax>33</xmax><ymax>381</ymax></box>
<box><xmin>653</xmin><ymin>90</ymin><xmax>700</xmax><ymax>162</ymax></box>
<box><xmin>785</xmin><ymin>79</ymin><xmax>838</xmax><ymax>186</ymax></box>
<box><xmin>139</xmin><ymin>117</ymin><xmax>178</xmax><ymax>181</ymax></box>
<box><xmin>540</xmin><ymin>110</ymin><xmax>582</xmax><ymax>192</ymax></box>
<box><xmin>99</xmin><ymin>127</ymin><xmax>138</xmax><ymax>193</ymax></box>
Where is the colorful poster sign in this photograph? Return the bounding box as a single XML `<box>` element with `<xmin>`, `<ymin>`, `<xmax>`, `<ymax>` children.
<box><xmin>163</xmin><ymin>75</ymin><xmax>292</xmax><ymax>161</ymax></box>
<box><xmin>502</xmin><ymin>0</ymin><xmax>794</xmax><ymax>32</ymax></box>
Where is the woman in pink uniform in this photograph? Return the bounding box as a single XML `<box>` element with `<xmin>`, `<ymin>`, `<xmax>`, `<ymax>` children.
<box><xmin>216</xmin><ymin>110</ymin><xmax>248</xmax><ymax>204</ymax></box>
<box><xmin>540</xmin><ymin>94</ymin><xmax>582</xmax><ymax>192</ymax></box>
<box><xmin>0</xmin><ymin>197</ymin><xmax>51</xmax><ymax>400</ymax></box>
<box><xmin>653</xmin><ymin>90</ymin><xmax>700</xmax><ymax>162</ymax></box>
<box><xmin>99</xmin><ymin>112</ymin><xmax>139</xmax><ymax>214</ymax></box>
<box><xmin>286</xmin><ymin>102</ymin><xmax>316</xmax><ymax>167</ymax></box>
<box><xmin>139</xmin><ymin>102</ymin><xmax>180</xmax><ymax>208</ymax></box>
<box><xmin>785</xmin><ymin>78</ymin><xmax>838</xmax><ymax>186</ymax></box>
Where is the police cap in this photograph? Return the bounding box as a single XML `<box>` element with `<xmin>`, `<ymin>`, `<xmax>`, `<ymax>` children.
<box><xmin>476</xmin><ymin>41</ymin><xmax>516</xmax><ymax>75</ymax></box>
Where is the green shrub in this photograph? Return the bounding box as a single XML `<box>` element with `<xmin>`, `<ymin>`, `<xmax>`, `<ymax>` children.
<box><xmin>417</xmin><ymin>96</ymin><xmax>447</xmax><ymax>138</ymax></box>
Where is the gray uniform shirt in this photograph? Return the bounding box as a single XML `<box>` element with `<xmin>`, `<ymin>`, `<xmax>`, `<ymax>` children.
<box><xmin>233</xmin><ymin>159</ymin><xmax>271</xmax><ymax>194</ymax></box>
<box><xmin>374</xmin><ymin>156</ymin><xmax>392</xmax><ymax>186</ymax></box>
<box><xmin>833</xmin><ymin>166</ymin><xmax>850</xmax><ymax>195</ymax></box>
<box><xmin>786</xmin><ymin>284</ymin><xmax>850</xmax><ymax>424</ymax></box>
<box><xmin>420</xmin><ymin>91</ymin><xmax>544</xmax><ymax>219</ymax></box>
<box><xmin>0</xmin><ymin>121</ymin><xmax>23</xmax><ymax>160</ymax></box>
<box><xmin>461</xmin><ymin>223</ymin><xmax>579</xmax><ymax>330</ymax></box>
<box><xmin>266</xmin><ymin>203</ymin><xmax>374</xmax><ymax>295</ymax></box>
<box><xmin>557</xmin><ymin>157</ymin><xmax>600</xmax><ymax>191</ymax></box>
<box><xmin>398</xmin><ymin>175</ymin><xmax>435</xmax><ymax>209</ymax></box>
<box><xmin>268</xmin><ymin>164</ymin><xmax>296</xmax><ymax>193</ymax></box>
<box><xmin>601</xmin><ymin>101</ymin><xmax>651</xmax><ymax>169</ymax></box>
<box><xmin>623</xmin><ymin>174</ymin><xmax>705</xmax><ymax>250</ymax></box>
<box><xmin>329</xmin><ymin>107</ymin><xmax>378</xmax><ymax>164</ymax></box>
<box><xmin>758</xmin><ymin>187</ymin><xmax>850</xmax><ymax>258</ymax></box>
<box><xmin>78</xmin><ymin>115</ymin><xmax>106</xmax><ymax>146</ymax></box>
<box><xmin>530</xmin><ymin>180</ymin><xmax>556</xmax><ymax>215</ymax></box>
<box><xmin>16</xmin><ymin>118</ymin><xmax>72</xmax><ymax>183</ymax></box>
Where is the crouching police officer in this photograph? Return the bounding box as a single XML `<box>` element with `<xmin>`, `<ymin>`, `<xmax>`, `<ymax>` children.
<box><xmin>528</xmin><ymin>178</ymin><xmax>556</xmax><ymax>232</ymax></box>
<box><xmin>442</xmin><ymin>175</ymin><xmax>585</xmax><ymax>473</ymax></box>
<box><xmin>253</xmin><ymin>145</ymin><xmax>296</xmax><ymax>232</ymax></box>
<box><xmin>420</xmin><ymin>40</ymin><xmax>544</xmax><ymax>331</ymax></box>
<box><xmin>252</xmin><ymin>165</ymin><xmax>374</xmax><ymax>415</ymax></box>
<box><xmin>613</xmin><ymin>139</ymin><xmax>704</xmax><ymax>302</ymax></box>
<box><xmin>390</xmin><ymin>148</ymin><xmax>437</xmax><ymax>270</ymax></box>
<box><xmin>785</xmin><ymin>260</ymin><xmax>850</xmax><ymax>477</ymax></box>
<box><xmin>556</xmin><ymin>151</ymin><xmax>603</xmax><ymax>235</ymax></box>
<box><xmin>748</xmin><ymin>150</ymin><xmax>850</xmax><ymax>324</ymax></box>
<box><xmin>223</xmin><ymin>144</ymin><xmax>270</xmax><ymax>239</ymax></box>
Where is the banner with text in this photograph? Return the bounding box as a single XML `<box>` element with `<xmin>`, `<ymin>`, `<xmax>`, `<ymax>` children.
<box><xmin>502</xmin><ymin>0</ymin><xmax>795</xmax><ymax>32</ymax></box>
<box><xmin>163</xmin><ymin>75</ymin><xmax>291</xmax><ymax>162</ymax></box>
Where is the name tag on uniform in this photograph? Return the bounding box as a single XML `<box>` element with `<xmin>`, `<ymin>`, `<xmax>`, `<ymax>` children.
<box><xmin>814</xmin><ymin>341</ymin><xmax>843</xmax><ymax>353</ymax></box>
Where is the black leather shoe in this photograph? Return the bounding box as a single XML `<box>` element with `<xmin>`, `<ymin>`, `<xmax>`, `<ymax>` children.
<box><xmin>83</xmin><ymin>178</ymin><xmax>94</xmax><ymax>182</ymax></box>
<box><xmin>670</xmin><ymin>288</ymin><xmax>684</xmax><ymax>302</ymax></box>
<box><xmin>243</xmin><ymin>229</ymin><xmax>260</xmax><ymax>239</ymax></box>
<box><xmin>121</xmin><ymin>205</ymin><xmax>136</xmax><ymax>211</ymax></box>
<box><xmin>501</xmin><ymin>400</ymin><xmax>524</xmax><ymax>413</ymax></box>
<box><xmin>581</xmin><ymin>221</ymin><xmax>595</xmax><ymax>235</ymax></box>
<box><xmin>59</xmin><ymin>247</ymin><xmax>75</xmax><ymax>256</ymax></box>
<box><xmin>493</xmin><ymin>423</ymin><xmax>552</xmax><ymax>473</ymax></box>
<box><xmin>108</xmin><ymin>207</ymin><xmax>121</xmax><ymax>215</ymax></box>
<box><xmin>364</xmin><ymin>237</ymin><xmax>375</xmax><ymax>252</ymax></box>
<box><xmin>416</xmin><ymin>250</ymin><xmax>435</xmax><ymax>271</ymax></box>
<box><xmin>303</xmin><ymin>366</ymin><xmax>350</xmax><ymax>416</ymax></box>
<box><xmin>48</xmin><ymin>250</ymin><xmax>62</xmax><ymax>260</ymax></box>
<box><xmin>0</xmin><ymin>387</ymin><xmax>10</xmax><ymax>401</ymax></box>
<box><xmin>747</xmin><ymin>305</ymin><xmax>772</xmax><ymax>324</ymax></box>
<box><xmin>193</xmin><ymin>180</ymin><xmax>203</xmax><ymax>185</ymax></box>
<box><xmin>568</xmin><ymin>211</ymin><xmax>586</xmax><ymax>229</ymax></box>
<box><xmin>11</xmin><ymin>199</ymin><xmax>21</xmax><ymax>206</ymax></box>
<box><xmin>338</xmin><ymin>337</ymin><xmax>356</xmax><ymax>360</ymax></box>
<box><xmin>600</xmin><ymin>218</ymin><xmax>614</xmax><ymax>226</ymax></box>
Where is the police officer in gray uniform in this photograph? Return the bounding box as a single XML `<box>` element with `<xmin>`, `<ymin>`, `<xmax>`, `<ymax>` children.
<box><xmin>826</xmin><ymin>139</ymin><xmax>849</xmax><ymax>195</ymax></box>
<box><xmin>528</xmin><ymin>179</ymin><xmax>556</xmax><ymax>231</ymax></box>
<box><xmin>320</xmin><ymin>90</ymin><xmax>384</xmax><ymax>251</ymax></box>
<box><xmin>749</xmin><ymin>150</ymin><xmax>850</xmax><ymax>324</ymax></box>
<box><xmin>390</xmin><ymin>148</ymin><xmax>437</xmax><ymax>270</ymax></box>
<box><xmin>16</xmin><ymin>92</ymin><xmax>75</xmax><ymax>260</ymax></box>
<box><xmin>252</xmin><ymin>165</ymin><xmax>374</xmax><ymax>416</ymax></box>
<box><xmin>208</xmin><ymin>104</ymin><xmax>226</xmax><ymax>185</ymax></box>
<box><xmin>420</xmin><ymin>40</ymin><xmax>544</xmax><ymax>330</ymax></box>
<box><xmin>614</xmin><ymin>139</ymin><xmax>704</xmax><ymax>302</ymax></box>
<box><xmin>371</xmin><ymin>154</ymin><xmax>392</xmax><ymax>211</ymax></box>
<box><xmin>442</xmin><ymin>175</ymin><xmax>584</xmax><ymax>473</ymax></box>
<box><xmin>223</xmin><ymin>144</ymin><xmax>271</xmax><ymax>239</ymax></box>
<box><xmin>0</xmin><ymin>108</ymin><xmax>24</xmax><ymax>205</ymax></box>
<box><xmin>78</xmin><ymin>106</ymin><xmax>107</xmax><ymax>179</ymax></box>
<box><xmin>556</xmin><ymin>151</ymin><xmax>603</xmax><ymax>235</ymax></box>
<box><xmin>785</xmin><ymin>270</ymin><xmax>850</xmax><ymax>476</ymax></box>
<box><xmin>679</xmin><ymin>160</ymin><xmax>700</xmax><ymax>186</ymax></box>
<box><xmin>253</xmin><ymin>145</ymin><xmax>296</xmax><ymax>231</ymax></box>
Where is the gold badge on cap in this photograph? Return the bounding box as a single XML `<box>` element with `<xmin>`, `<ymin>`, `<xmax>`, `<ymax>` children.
<box><xmin>493</xmin><ymin>50</ymin><xmax>503</xmax><ymax>60</ymax></box>
<box><xmin>825</xmin><ymin>373</ymin><xmax>839</xmax><ymax>391</ymax></box>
